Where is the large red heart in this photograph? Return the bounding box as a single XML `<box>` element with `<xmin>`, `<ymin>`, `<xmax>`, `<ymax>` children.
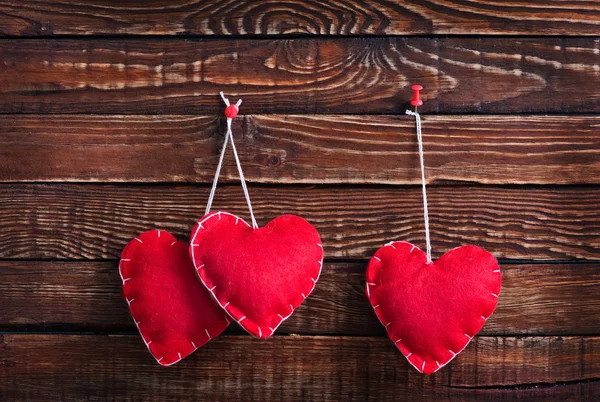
<box><xmin>366</xmin><ymin>241</ymin><xmax>501</xmax><ymax>374</ymax></box>
<box><xmin>189</xmin><ymin>211</ymin><xmax>323</xmax><ymax>339</ymax></box>
<box><xmin>120</xmin><ymin>230</ymin><xmax>230</xmax><ymax>366</ymax></box>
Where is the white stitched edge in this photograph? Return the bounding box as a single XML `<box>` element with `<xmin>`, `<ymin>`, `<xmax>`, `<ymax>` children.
<box><xmin>121</xmin><ymin>230</ymin><xmax>213</xmax><ymax>367</ymax></box>
<box><xmin>365</xmin><ymin>240</ymin><xmax>486</xmax><ymax>374</ymax></box>
<box><xmin>190</xmin><ymin>211</ymin><xmax>324</xmax><ymax>339</ymax></box>
<box><xmin>121</xmin><ymin>254</ymin><xmax>167</xmax><ymax>366</ymax></box>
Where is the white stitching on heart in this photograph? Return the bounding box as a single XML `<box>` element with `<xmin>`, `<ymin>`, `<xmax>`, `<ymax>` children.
<box><xmin>190</xmin><ymin>211</ymin><xmax>324</xmax><ymax>339</ymax></box>
<box><xmin>121</xmin><ymin>232</ymin><xmax>221</xmax><ymax>367</ymax></box>
<box><xmin>491</xmin><ymin>293</ymin><xmax>498</xmax><ymax>297</ymax></box>
<box><xmin>367</xmin><ymin>240</ymin><xmax>497</xmax><ymax>374</ymax></box>
<box><xmin>365</xmin><ymin>282</ymin><xmax>376</xmax><ymax>298</ymax></box>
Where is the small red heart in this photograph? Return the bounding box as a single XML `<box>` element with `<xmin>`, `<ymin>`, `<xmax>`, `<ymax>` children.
<box><xmin>120</xmin><ymin>230</ymin><xmax>230</xmax><ymax>366</ymax></box>
<box><xmin>366</xmin><ymin>242</ymin><xmax>501</xmax><ymax>374</ymax></box>
<box><xmin>189</xmin><ymin>211</ymin><xmax>323</xmax><ymax>339</ymax></box>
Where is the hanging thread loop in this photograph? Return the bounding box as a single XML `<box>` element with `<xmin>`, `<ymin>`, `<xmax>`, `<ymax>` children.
<box><xmin>205</xmin><ymin>92</ymin><xmax>258</xmax><ymax>229</ymax></box>
<box><xmin>406</xmin><ymin>109</ymin><xmax>432</xmax><ymax>264</ymax></box>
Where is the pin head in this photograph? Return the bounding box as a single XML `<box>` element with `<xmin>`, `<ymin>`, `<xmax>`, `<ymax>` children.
<box><xmin>225</xmin><ymin>104</ymin><xmax>239</xmax><ymax>118</ymax></box>
<box><xmin>410</xmin><ymin>84</ymin><xmax>423</xmax><ymax>107</ymax></box>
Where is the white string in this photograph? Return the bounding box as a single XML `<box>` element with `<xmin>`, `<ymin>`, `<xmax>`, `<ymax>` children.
<box><xmin>205</xmin><ymin>92</ymin><xmax>258</xmax><ymax>229</ymax></box>
<box><xmin>406</xmin><ymin>109</ymin><xmax>432</xmax><ymax>264</ymax></box>
<box><xmin>227</xmin><ymin>117</ymin><xmax>258</xmax><ymax>229</ymax></box>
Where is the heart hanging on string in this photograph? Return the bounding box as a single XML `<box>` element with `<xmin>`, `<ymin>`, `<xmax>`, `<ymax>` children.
<box><xmin>189</xmin><ymin>93</ymin><xmax>323</xmax><ymax>339</ymax></box>
<box><xmin>365</xmin><ymin>86</ymin><xmax>502</xmax><ymax>374</ymax></box>
<box><xmin>366</xmin><ymin>241</ymin><xmax>501</xmax><ymax>374</ymax></box>
<box><xmin>120</xmin><ymin>229</ymin><xmax>230</xmax><ymax>366</ymax></box>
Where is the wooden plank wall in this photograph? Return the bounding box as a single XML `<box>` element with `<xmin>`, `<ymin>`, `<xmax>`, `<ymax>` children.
<box><xmin>0</xmin><ymin>1</ymin><xmax>599</xmax><ymax>400</ymax></box>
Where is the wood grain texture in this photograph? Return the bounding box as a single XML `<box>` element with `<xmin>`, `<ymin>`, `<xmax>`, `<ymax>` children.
<box><xmin>1</xmin><ymin>114</ymin><xmax>598</xmax><ymax>185</ymax></box>
<box><xmin>1</xmin><ymin>261</ymin><xmax>598</xmax><ymax>336</ymax></box>
<box><xmin>0</xmin><ymin>184</ymin><xmax>597</xmax><ymax>261</ymax></box>
<box><xmin>0</xmin><ymin>334</ymin><xmax>598</xmax><ymax>401</ymax></box>
<box><xmin>1</xmin><ymin>0</ymin><xmax>599</xmax><ymax>36</ymax></box>
<box><xmin>2</xmin><ymin>37</ymin><xmax>599</xmax><ymax>114</ymax></box>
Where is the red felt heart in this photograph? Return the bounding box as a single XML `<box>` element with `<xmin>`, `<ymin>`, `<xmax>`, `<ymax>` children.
<box><xmin>120</xmin><ymin>230</ymin><xmax>230</xmax><ymax>366</ymax></box>
<box><xmin>366</xmin><ymin>241</ymin><xmax>501</xmax><ymax>374</ymax></box>
<box><xmin>189</xmin><ymin>211</ymin><xmax>323</xmax><ymax>339</ymax></box>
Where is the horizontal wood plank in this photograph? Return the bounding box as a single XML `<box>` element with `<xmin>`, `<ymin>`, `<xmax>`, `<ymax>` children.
<box><xmin>1</xmin><ymin>1</ymin><xmax>599</xmax><ymax>36</ymax></box>
<box><xmin>2</xmin><ymin>38</ymin><xmax>599</xmax><ymax>114</ymax></box>
<box><xmin>0</xmin><ymin>334</ymin><xmax>597</xmax><ymax>401</ymax></box>
<box><xmin>1</xmin><ymin>261</ymin><xmax>598</xmax><ymax>336</ymax></box>
<box><xmin>0</xmin><ymin>184</ymin><xmax>597</xmax><ymax>260</ymax></box>
<box><xmin>1</xmin><ymin>114</ymin><xmax>598</xmax><ymax>185</ymax></box>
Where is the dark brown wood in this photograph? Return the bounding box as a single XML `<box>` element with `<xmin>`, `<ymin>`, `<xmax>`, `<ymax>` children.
<box><xmin>1</xmin><ymin>114</ymin><xmax>598</xmax><ymax>185</ymax></box>
<box><xmin>1</xmin><ymin>0</ymin><xmax>599</xmax><ymax>36</ymax></box>
<box><xmin>2</xmin><ymin>38</ymin><xmax>599</xmax><ymax>114</ymax></box>
<box><xmin>0</xmin><ymin>184</ymin><xmax>597</xmax><ymax>260</ymax></box>
<box><xmin>0</xmin><ymin>334</ymin><xmax>597</xmax><ymax>401</ymax></box>
<box><xmin>1</xmin><ymin>261</ymin><xmax>598</xmax><ymax>336</ymax></box>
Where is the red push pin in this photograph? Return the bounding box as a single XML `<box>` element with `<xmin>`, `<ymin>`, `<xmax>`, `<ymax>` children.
<box><xmin>220</xmin><ymin>91</ymin><xmax>242</xmax><ymax>119</ymax></box>
<box><xmin>410</xmin><ymin>84</ymin><xmax>423</xmax><ymax>107</ymax></box>
<box><xmin>225</xmin><ymin>104</ymin><xmax>239</xmax><ymax>119</ymax></box>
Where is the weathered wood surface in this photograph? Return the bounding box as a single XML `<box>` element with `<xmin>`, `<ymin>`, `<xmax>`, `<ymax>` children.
<box><xmin>1</xmin><ymin>114</ymin><xmax>598</xmax><ymax>185</ymax></box>
<box><xmin>2</xmin><ymin>38</ymin><xmax>600</xmax><ymax>114</ymax></box>
<box><xmin>0</xmin><ymin>334</ymin><xmax>597</xmax><ymax>401</ymax></box>
<box><xmin>0</xmin><ymin>1</ymin><xmax>598</xmax><ymax>399</ymax></box>
<box><xmin>1</xmin><ymin>0</ymin><xmax>600</xmax><ymax>37</ymax></box>
<box><xmin>1</xmin><ymin>261</ymin><xmax>598</xmax><ymax>336</ymax></box>
<box><xmin>0</xmin><ymin>184</ymin><xmax>596</xmax><ymax>260</ymax></box>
